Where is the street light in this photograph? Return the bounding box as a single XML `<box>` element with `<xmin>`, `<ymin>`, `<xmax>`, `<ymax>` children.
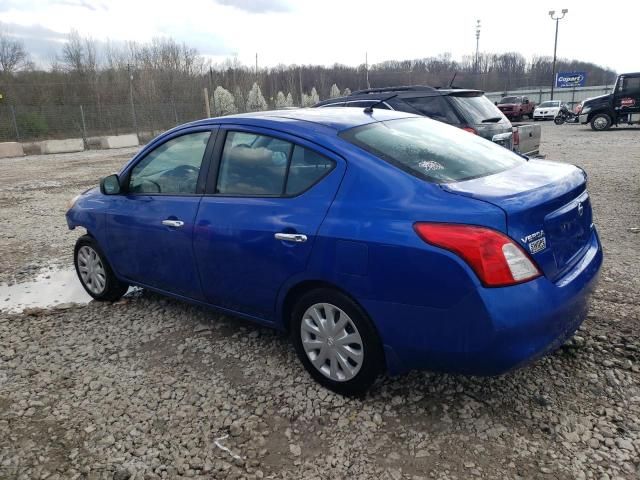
<box><xmin>549</xmin><ymin>8</ymin><xmax>568</xmax><ymax>100</ymax></box>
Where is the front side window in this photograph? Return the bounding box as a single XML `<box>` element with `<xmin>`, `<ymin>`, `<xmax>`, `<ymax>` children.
<box><xmin>619</xmin><ymin>76</ymin><xmax>640</xmax><ymax>94</ymax></box>
<box><xmin>129</xmin><ymin>131</ymin><xmax>210</xmax><ymax>194</ymax></box>
<box><xmin>340</xmin><ymin>117</ymin><xmax>524</xmax><ymax>183</ymax></box>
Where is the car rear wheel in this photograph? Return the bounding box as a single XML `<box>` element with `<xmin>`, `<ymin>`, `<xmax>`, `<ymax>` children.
<box><xmin>290</xmin><ymin>288</ymin><xmax>384</xmax><ymax>396</ymax></box>
<box><xmin>74</xmin><ymin>235</ymin><xmax>128</xmax><ymax>301</ymax></box>
<box><xmin>590</xmin><ymin>113</ymin><xmax>612</xmax><ymax>131</ymax></box>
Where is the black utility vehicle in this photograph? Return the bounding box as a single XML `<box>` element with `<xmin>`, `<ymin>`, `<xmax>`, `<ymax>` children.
<box><xmin>579</xmin><ymin>72</ymin><xmax>640</xmax><ymax>130</ymax></box>
<box><xmin>314</xmin><ymin>86</ymin><xmax>514</xmax><ymax>150</ymax></box>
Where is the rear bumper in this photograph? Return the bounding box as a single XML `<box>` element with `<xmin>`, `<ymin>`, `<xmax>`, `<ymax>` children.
<box><xmin>367</xmin><ymin>229</ymin><xmax>603</xmax><ymax>376</ymax></box>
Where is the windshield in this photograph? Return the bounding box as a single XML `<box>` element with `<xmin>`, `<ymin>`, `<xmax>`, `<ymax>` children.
<box><xmin>539</xmin><ymin>101</ymin><xmax>560</xmax><ymax>108</ymax></box>
<box><xmin>448</xmin><ymin>94</ymin><xmax>507</xmax><ymax>124</ymax></box>
<box><xmin>499</xmin><ymin>96</ymin><xmax>519</xmax><ymax>104</ymax></box>
<box><xmin>339</xmin><ymin>117</ymin><xmax>524</xmax><ymax>183</ymax></box>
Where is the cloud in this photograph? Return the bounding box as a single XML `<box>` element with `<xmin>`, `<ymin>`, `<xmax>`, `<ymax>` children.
<box><xmin>215</xmin><ymin>0</ymin><xmax>290</xmax><ymax>13</ymax></box>
<box><xmin>54</xmin><ymin>0</ymin><xmax>109</xmax><ymax>12</ymax></box>
<box><xmin>2</xmin><ymin>23</ymin><xmax>68</xmax><ymax>67</ymax></box>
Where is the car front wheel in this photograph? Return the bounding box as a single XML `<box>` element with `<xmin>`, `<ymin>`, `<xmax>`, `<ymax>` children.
<box><xmin>74</xmin><ymin>235</ymin><xmax>128</xmax><ymax>301</ymax></box>
<box><xmin>291</xmin><ymin>289</ymin><xmax>384</xmax><ymax>396</ymax></box>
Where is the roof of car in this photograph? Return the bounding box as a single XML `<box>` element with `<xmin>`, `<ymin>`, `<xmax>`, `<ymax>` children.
<box><xmin>314</xmin><ymin>88</ymin><xmax>484</xmax><ymax>107</ymax></box>
<box><xmin>187</xmin><ymin>107</ymin><xmax>418</xmax><ymax>132</ymax></box>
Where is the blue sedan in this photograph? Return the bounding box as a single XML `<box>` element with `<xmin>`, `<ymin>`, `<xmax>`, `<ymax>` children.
<box><xmin>66</xmin><ymin>108</ymin><xmax>602</xmax><ymax>395</ymax></box>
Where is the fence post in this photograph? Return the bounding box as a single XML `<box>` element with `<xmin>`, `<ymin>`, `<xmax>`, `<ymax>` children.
<box><xmin>79</xmin><ymin>105</ymin><xmax>88</xmax><ymax>148</ymax></box>
<box><xmin>10</xmin><ymin>105</ymin><xmax>20</xmax><ymax>141</ymax></box>
<box><xmin>128</xmin><ymin>70</ymin><xmax>139</xmax><ymax>138</ymax></box>
<box><xmin>203</xmin><ymin>87</ymin><xmax>211</xmax><ymax>118</ymax></box>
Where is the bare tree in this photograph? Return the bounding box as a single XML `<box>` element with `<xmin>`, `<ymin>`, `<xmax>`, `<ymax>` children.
<box><xmin>0</xmin><ymin>24</ymin><xmax>31</xmax><ymax>75</ymax></box>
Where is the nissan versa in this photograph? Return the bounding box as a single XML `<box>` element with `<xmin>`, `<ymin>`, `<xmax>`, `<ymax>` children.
<box><xmin>66</xmin><ymin>108</ymin><xmax>602</xmax><ymax>395</ymax></box>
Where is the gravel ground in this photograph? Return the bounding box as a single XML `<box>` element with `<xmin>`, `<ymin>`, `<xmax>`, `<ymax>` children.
<box><xmin>1</xmin><ymin>123</ymin><xmax>639</xmax><ymax>479</ymax></box>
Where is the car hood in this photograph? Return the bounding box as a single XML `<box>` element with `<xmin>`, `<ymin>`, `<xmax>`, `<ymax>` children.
<box><xmin>498</xmin><ymin>103</ymin><xmax>518</xmax><ymax>108</ymax></box>
<box><xmin>583</xmin><ymin>94</ymin><xmax>611</xmax><ymax>107</ymax></box>
<box><xmin>535</xmin><ymin>106</ymin><xmax>559</xmax><ymax>111</ymax></box>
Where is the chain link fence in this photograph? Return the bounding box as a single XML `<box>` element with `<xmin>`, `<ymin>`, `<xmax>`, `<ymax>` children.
<box><xmin>0</xmin><ymin>102</ymin><xmax>206</xmax><ymax>144</ymax></box>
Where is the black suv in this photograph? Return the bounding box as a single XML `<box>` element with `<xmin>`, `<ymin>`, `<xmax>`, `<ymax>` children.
<box><xmin>314</xmin><ymin>86</ymin><xmax>514</xmax><ymax>149</ymax></box>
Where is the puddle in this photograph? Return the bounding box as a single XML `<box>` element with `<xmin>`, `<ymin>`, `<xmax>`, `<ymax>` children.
<box><xmin>0</xmin><ymin>268</ymin><xmax>93</xmax><ymax>313</ymax></box>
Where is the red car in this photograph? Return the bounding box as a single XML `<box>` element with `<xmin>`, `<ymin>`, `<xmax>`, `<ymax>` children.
<box><xmin>497</xmin><ymin>96</ymin><xmax>536</xmax><ymax>121</ymax></box>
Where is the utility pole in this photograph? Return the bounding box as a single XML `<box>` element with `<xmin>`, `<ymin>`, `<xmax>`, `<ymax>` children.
<box><xmin>127</xmin><ymin>64</ymin><xmax>138</xmax><ymax>137</ymax></box>
<box><xmin>549</xmin><ymin>9</ymin><xmax>568</xmax><ymax>100</ymax></box>
<box><xmin>475</xmin><ymin>20</ymin><xmax>481</xmax><ymax>74</ymax></box>
<box><xmin>365</xmin><ymin>52</ymin><xmax>370</xmax><ymax>89</ymax></box>
<box><xmin>255</xmin><ymin>52</ymin><xmax>258</xmax><ymax>77</ymax></box>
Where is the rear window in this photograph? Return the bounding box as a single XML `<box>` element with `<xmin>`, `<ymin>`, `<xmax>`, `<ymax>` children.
<box><xmin>402</xmin><ymin>96</ymin><xmax>459</xmax><ymax>124</ymax></box>
<box><xmin>339</xmin><ymin>117</ymin><xmax>524</xmax><ymax>183</ymax></box>
<box><xmin>448</xmin><ymin>94</ymin><xmax>506</xmax><ymax>124</ymax></box>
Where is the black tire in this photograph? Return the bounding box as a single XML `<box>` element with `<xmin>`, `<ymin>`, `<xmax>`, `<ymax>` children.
<box><xmin>590</xmin><ymin>113</ymin><xmax>612</xmax><ymax>131</ymax></box>
<box><xmin>290</xmin><ymin>288</ymin><xmax>384</xmax><ymax>396</ymax></box>
<box><xmin>74</xmin><ymin>235</ymin><xmax>128</xmax><ymax>301</ymax></box>
<box><xmin>554</xmin><ymin>116</ymin><xmax>565</xmax><ymax>125</ymax></box>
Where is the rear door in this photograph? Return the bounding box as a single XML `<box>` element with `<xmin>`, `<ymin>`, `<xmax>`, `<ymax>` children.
<box><xmin>193</xmin><ymin>126</ymin><xmax>346</xmax><ymax>320</ymax></box>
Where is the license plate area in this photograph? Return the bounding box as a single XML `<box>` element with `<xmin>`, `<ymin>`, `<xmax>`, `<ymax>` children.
<box><xmin>544</xmin><ymin>191</ymin><xmax>592</xmax><ymax>270</ymax></box>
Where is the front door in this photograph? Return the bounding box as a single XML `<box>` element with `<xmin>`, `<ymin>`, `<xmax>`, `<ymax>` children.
<box><xmin>193</xmin><ymin>127</ymin><xmax>345</xmax><ymax>320</ymax></box>
<box><xmin>614</xmin><ymin>74</ymin><xmax>640</xmax><ymax>118</ymax></box>
<box><xmin>104</xmin><ymin>128</ymin><xmax>216</xmax><ymax>300</ymax></box>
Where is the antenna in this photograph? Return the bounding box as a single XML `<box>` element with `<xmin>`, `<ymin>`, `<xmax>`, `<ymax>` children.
<box><xmin>449</xmin><ymin>72</ymin><xmax>458</xmax><ymax>88</ymax></box>
<box><xmin>364</xmin><ymin>94</ymin><xmax>397</xmax><ymax>114</ymax></box>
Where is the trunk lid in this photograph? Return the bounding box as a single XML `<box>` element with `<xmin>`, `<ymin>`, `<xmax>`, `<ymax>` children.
<box><xmin>442</xmin><ymin>160</ymin><xmax>593</xmax><ymax>281</ymax></box>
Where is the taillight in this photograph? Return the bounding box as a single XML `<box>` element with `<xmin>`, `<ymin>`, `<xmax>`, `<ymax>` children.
<box><xmin>512</xmin><ymin>127</ymin><xmax>520</xmax><ymax>147</ymax></box>
<box><xmin>461</xmin><ymin>127</ymin><xmax>477</xmax><ymax>135</ymax></box>
<box><xmin>413</xmin><ymin>223</ymin><xmax>541</xmax><ymax>287</ymax></box>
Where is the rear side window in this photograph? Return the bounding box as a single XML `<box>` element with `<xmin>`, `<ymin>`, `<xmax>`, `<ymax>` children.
<box><xmin>216</xmin><ymin>131</ymin><xmax>335</xmax><ymax>196</ymax></box>
<box><xmin>340</xmin><ymin>117</ymin><xmax>524</xmax><ymax>183</ymax></box>
<box><xmin>217</xmin><ymin>132</ymin><xmax>291</xmax><ymax>195</ymax></box>
<box><xmin>286</xmin><ymin>146</ymin><xmax>335</xmax><ymax>195</ymax></box>
<box><xmin>403</xmin><ymin>96</ymin><xmax>459</xmax><ymax>124</ymax></box>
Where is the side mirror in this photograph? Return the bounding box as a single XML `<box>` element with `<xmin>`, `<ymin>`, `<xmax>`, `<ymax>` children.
<box><xmin>523</xmin><ymin>99</ymin><xmax>529</xmax><ymax>104</ymax></box>
<box><xmin>100</xmin><ymin>174</ymin><xmax>121</xmax><ymax>195</ymax></box>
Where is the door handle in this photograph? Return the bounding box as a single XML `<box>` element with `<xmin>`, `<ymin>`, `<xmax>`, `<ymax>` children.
<box><xmin>275</xmin><ymin>233</ymin><xmax>307</xmax><ymax>243</ymax></box>
<box><xmin>162</xmin><ymin>219</ymin><xmax>184</xmax><ymax>228</ymax></box>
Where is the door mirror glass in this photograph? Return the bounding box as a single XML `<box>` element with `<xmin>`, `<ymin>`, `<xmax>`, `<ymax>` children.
<box><xmin>101</xmin><ymin>174</ymin><xmax>121</xmax><ymax>195</ymax></box>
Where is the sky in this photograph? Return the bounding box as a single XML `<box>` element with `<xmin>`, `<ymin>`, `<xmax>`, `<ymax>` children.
<box><xmin>1</xmin><ymin>0</ymin><xmax>638</xmax><ymax>73</ymax></box>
